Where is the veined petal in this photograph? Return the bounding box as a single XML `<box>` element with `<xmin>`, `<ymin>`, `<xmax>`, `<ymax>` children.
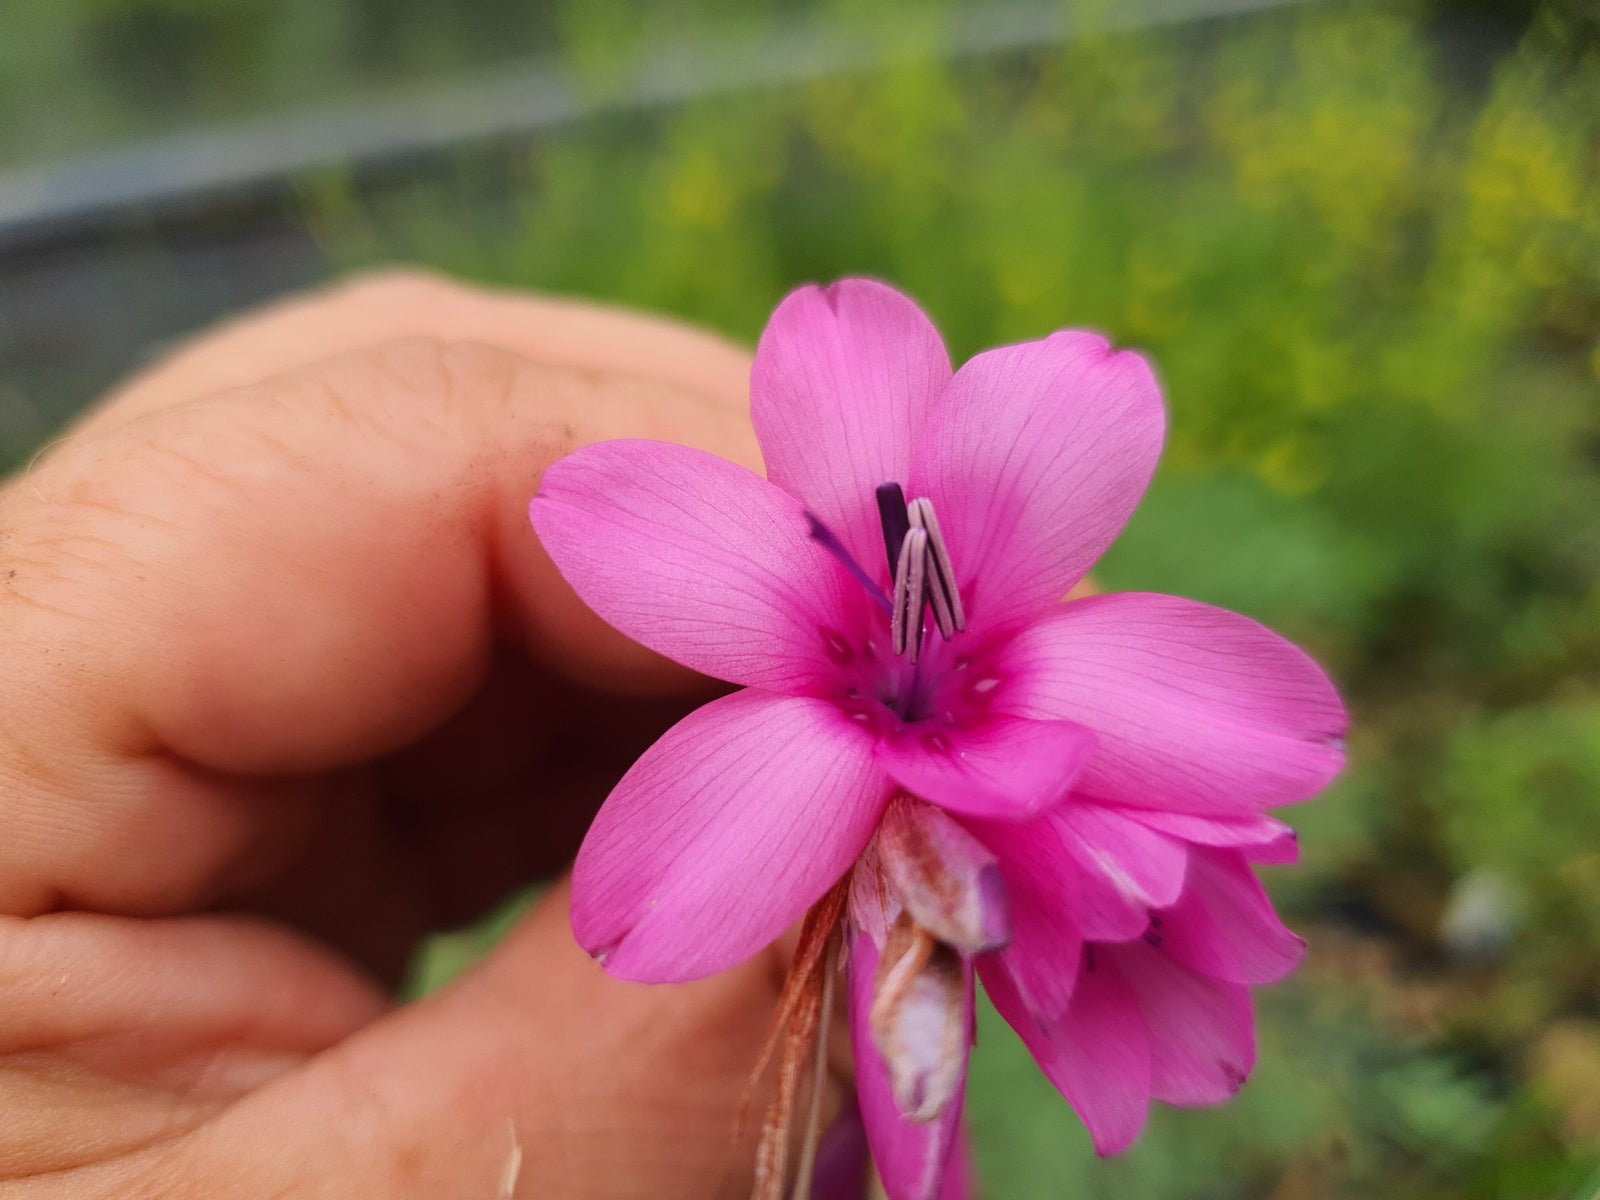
<box><xmin>572</xmin><ymin>691</ymin><xmax>888</xmax><ymax>982</ymax></box>
<box><xmin>531</xmin><ymin>440</ymin><xmax>863</xmax><ymax>693</ymax></box>
<box><xmin>1156</xmin><ymin>848</ymin><xmax>1306</xmax><ymax>985</ymax></box>
<box><xmin>875</xmin><ymin>714</ymin><xmax>1095</xmax><ymax>820</ymax></box>
<box><xmin>1124</xmin><ymin>808</ymin><xmax>1301</xmax><ymax>865</ymax></box>
<box><xmin>752</xmin><ymin>279</ymin><xmax>952</xmax><ymax>581</ymax></box>
<box><xmin>910</xmin><ymin>332</ymin><xmax>1164</xmax><ymax>630</ymax></box>
<box><xmin>976</xmin><ymin>800</ymin><xmax>1181</xmax><ymax>946</ymax></box>
<box><xmin>1107</xmin><ymin>941</ymin><xmax>1257</xmax><ymax>1106</ymax></box>
<box><xmin>850</xmin><ymin>929</ymin><xmax>971</xmax><ymax>1200</ymax></box>
<box><xmin>996</xmin><ymin>593</ymin><xmax>1348</xmax><ymax>815</ymax></box>
<box><xmin>969</xmin><ymin>899</ymin><xmax>1083</xmax><ymax>1040</ymax></box>
<box><xmin>1056</xmin><ymin>802</ymin><xmax>1187</xmax><ymax>915</ymax></box>
<box><xmin>972</xmin><ymin>829</ymin><xmax>1086</xmax><ymax>1020</ymax></box>
<box><xmin>981</xmin><ymin>946</ymin><xmax>1152</xmax><ymax>1155</ymax></box>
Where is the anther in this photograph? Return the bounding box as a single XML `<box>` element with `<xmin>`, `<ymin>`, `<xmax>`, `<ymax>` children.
<box><xmin>908</xmin><ymin>497</ymin><xmax>966</xmax><ymax>636</ymax></box>
<box><xmin>878</xmin><ymin>484</ymin><xmax>965</xmax><ymax>662</ymax></box>
<box><xmin>891</xmin><ymin>527</ymin><xmax>929</xmax><ymax>660</ymax></box>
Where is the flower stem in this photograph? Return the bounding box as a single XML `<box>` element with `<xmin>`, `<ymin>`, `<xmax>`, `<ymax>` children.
<box><xmin>791</xmin><ymin>931</ymin><xmax>840</xmax><ymax>1200</ymax></box>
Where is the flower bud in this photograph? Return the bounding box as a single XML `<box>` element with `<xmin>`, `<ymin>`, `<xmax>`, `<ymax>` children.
<box><xmin>869</xmin><ymin>914</ymin><xmax>969</xmax><ymax>1122</ymax></box>
<box><xmin>877</xmin><ymin>796</ymin><xmax>1010</xmax><ymax>953</ymax></box>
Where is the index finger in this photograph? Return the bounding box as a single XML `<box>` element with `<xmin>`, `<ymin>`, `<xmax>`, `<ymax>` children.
<box><xmin>0</xmin><ymin>328</ymin><xmax>756</xmax><ymax>917</ymax></box>
<box><xmin>72</xmin><ymin>270</ymin><xmax>755</xmax><ymax>438</ymax></box>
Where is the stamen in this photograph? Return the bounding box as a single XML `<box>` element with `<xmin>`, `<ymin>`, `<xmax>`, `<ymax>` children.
<box><xmin>906</xmin><ymin>501</ymin><xmax>951</xmax><ymax>640</ymax></box>
<box><xmin>891</xmin><ymin>527</ymin><xmax>929</xmax><ymax>661</ymax></box>
<box><xmin>908</xmin><ymin>497</ymin><xmax>966</xmax><ymax>635</ymax></box>
<box><xmin>876</xmin><ymin>484</ymin><xmax>965</xmax><ymax>661</ymax></box>
<box><xmin>875</xmin><ymin>483</ymin><xmax>912</xmax><ymax>581</ymax></box>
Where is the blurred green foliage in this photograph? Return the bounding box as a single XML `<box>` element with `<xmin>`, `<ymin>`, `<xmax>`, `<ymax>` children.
<box><xmin>8</xmin><ymin>0</ymin><xmax>1600</xmax><ymax>1195</ymax></box>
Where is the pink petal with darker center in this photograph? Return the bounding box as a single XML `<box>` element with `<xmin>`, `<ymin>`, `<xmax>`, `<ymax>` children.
<box><xmin>752</xmin><ymin>279</ymin><xmax>952</xmax><ymax>584</ymax></box>
<box><xmin>572</xmin><ymin>690</ymin><xmax>889</xmax><ymax>982</ymax></box>
<box><xmin>910</xmin><ymin>332</ymin><xmax>1165</xmax><ymax>631</ymax></box>
<box><xmin>996</xmin><ymin>593</ymin><xmax>1347</xmax><ymax>816</ymax></box>
<box><xmin>530</xmin><ymin>439</ymin><xmax>863</xmax><ymax>694</ymax></box>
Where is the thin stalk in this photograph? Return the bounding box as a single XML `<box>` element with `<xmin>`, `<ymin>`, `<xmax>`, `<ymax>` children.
<box><xmin>790</xmin><ymin>932</ymin><xmax>840</xmax><ymax>1200</ymax></box>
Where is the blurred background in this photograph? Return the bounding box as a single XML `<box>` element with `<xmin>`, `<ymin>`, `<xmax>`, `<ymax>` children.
<box><xmin>3</xmin><ymin>0</ymin><xmax>1598</xmax><ymax>1195</ymax></box>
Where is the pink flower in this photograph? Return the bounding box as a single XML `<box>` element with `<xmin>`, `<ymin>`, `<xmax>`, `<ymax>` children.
<box><xmin>528</xmin><ymin>279</ymin><xmax>1346</xmax><ymax>1199</ymax></box>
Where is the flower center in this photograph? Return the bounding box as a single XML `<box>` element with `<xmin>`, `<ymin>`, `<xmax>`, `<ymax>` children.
<box><xmin>809</xmin><ymin>483</ymin><xmax>986</xmax><ymax>728</ymax></box>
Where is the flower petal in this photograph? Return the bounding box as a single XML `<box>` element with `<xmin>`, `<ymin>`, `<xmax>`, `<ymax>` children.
<box><xmin>971</xmin><ymin>829</ymin><xmax>1085</xmax><ymax>1020</ymax></box>
<box><xmin>1124</xmin><ymin>808</ymin><xmax>1301</xmax><ymax>865</ymax></box>
<box><xmin>875</xmin><ymin>714</ymin><xmax>1095</xmax><ymax>819</ymax></box>
<box><xmin>981</xmin><ymin>946</ymin><xmax>1152</xmax><ymax>1155</ymax></box>
<box><xmin>975</xmin><ymin>800</ymin><xmax>1180</xmax><ymax>947</ymax></box>
<box><xmin>1156</xmin><ymin>849</ymin><xmax>1306</xmax><ymax>985</ymax></box>
<box><xmin>752</xmin><ymin>279</ymin><xmax>953</xmax><ymax>581</ymax></box>
<box><xmin>850</xmin><ymin>929</ymin><xmax>971</xmax><ymax>1200</ymax></box>
<box><xmin>1107</xmin><ymin>941</ymin><xmax>1257</xmax><ymax>1106</ymax></box>
<box><xmin>531</xmin><ymin>439</ymin><xmax>864</xmax><ymax>693</ymax></box>
<box><xmin>996</xmin><ymin>593</ymin><xmax>1348</xmax><ymax>815</ymax></box>
<box><xmin>1056</xmin><ymin>801</ymin><xmax>1188</xmax><ymax>914</ymax></box>
<box><xmin>938</xmin><ymin>1130</ymin><xmax>978</xmax><ymax>1200</ymax></box>
<box><xmin>910</xmin><ymin>332</ymin><xmax>1164</xmax><ymax>630</ymax></box>
<box><xmin>572</xmin><ymin>690</ymin><xmax>887</xmax><ymax>982</ymax></box>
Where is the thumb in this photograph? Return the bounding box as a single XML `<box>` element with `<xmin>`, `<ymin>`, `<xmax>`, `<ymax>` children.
<box><xmin>124</xmin><ymin>879</ymin><xmax>833</xmax><ymax>1200</ymax></box>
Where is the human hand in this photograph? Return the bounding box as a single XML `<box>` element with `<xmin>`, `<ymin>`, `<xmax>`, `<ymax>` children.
<box><xmin>0</xmin><ymin>273</ymin><xmax>838</xmax><ymax>1198</ymax></box>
